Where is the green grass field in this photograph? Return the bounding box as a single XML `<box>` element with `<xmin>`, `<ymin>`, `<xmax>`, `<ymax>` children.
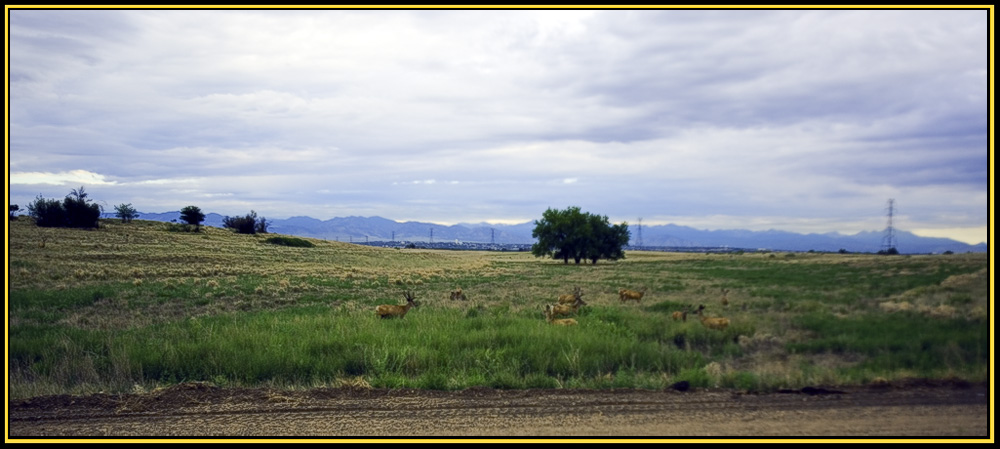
<box><xmin>6</xmin><ymin>218</ymin><xmax>991</xmax><ymax>399</ymax></box>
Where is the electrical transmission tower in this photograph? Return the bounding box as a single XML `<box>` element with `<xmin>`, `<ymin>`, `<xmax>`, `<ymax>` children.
<box><xmin>491</xmin><ymin>228</ymin><xmax>495</xmax><ymax>245</ymax></box>
<box><xmin>636</xmin><ymin>217</ymin><xmax>643</xmax><ymax>249</ymax></box>
<box><xmin>430</xmin><ymin>228</ymin><xmax>434</xmax><ymax>244</ymax></box>
<box><xmin>880</xmin><ymin>199</ymin><xmax>898</xmax><ymax>254</ymax></box>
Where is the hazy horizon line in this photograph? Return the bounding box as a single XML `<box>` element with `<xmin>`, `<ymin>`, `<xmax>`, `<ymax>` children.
<box><xmin>107</xmin><ymin>209</ymin><xmax>987</xmax><ymax>246</ymax></box>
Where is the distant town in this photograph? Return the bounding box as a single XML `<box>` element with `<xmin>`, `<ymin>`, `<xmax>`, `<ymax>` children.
<box><xmin>354</xmin><ymin>240</ymin><xmax>760</xmax><ymax>254</ymax></box>
<box><xmin>91</xmin><ymin>211</ymin><xmax>985</xmax><ymax>255</ymax></box>
<box><xmin>355</xmin><ymin>240</ymin><xmax>533</xmax><ymax>252</ymax></box>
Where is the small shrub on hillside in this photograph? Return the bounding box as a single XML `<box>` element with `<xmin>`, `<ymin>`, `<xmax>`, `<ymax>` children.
<box><xmin>264</xmin><ymin>236</ymin><xmax>315</xmax><ymax>248</ymax></box>
<box><xmin>114</xmin><ymin>203</ymin><xmax>139</xmax><ymax>223</ymax></box>
<box><xmin>166</xmin><ymin>222</ymin><xmax>200</xmax><ymax>233</ymax></box>
<box><xmin>62</xmin><ymin>187</ymin><xmax>101</xmax><ymax>228</ymax></box>
<box><xmin>27</xmin><ymin>195</ymin><xmax>67</xmax><ymax>227</ymax></box>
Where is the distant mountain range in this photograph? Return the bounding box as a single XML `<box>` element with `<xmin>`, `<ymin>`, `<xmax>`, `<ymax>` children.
<box><xmin>117</xmin><ymin>211</ymin><xmax>987</xmax><ymax>255</ymax></box>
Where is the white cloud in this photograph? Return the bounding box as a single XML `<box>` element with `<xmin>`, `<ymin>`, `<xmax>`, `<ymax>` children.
<box><xmin>10</xmin><ymin>170</ymin><xmax>117</xmax><ymax>186</ymax></box>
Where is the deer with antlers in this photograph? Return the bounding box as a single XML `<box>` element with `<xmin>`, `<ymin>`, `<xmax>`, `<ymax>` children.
<box><xmin>376</xmin><ymin>291</ymin><xmax>420</xmax><ymax>319</ymax></box>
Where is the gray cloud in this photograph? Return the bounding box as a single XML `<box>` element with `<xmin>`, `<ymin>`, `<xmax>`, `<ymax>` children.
<box><xmin>7</xmin><ymin>8</ymin><xmax>989</xmax><ymax>244</ymax></box>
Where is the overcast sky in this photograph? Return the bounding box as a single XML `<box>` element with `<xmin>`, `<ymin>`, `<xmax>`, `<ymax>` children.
<box><xmin>7</xmin><ymin>8</ymin><xmax>990</xmax><ymax>244</ymax></box>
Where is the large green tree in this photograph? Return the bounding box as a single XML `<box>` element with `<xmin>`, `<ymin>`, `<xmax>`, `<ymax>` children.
<box><xmin>585</xmin><ymin>213</ymin><xmax>630</xmax><ymax>265</ymax></box>
<box><xmin>180</xmin><ymin>205</ymin><xmax>206</xmax><ymax>231</ymax></box>
<box><xmin>532</xmin><ymin>206</ymin><xmax>630</xmax><ymax>264</ymax></box>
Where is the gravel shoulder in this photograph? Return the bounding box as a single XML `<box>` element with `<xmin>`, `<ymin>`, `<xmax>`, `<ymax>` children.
<box><xmin>7</xmin><ymin>381</ymin><xmax>991</xmax><ymax>440</ymax></box>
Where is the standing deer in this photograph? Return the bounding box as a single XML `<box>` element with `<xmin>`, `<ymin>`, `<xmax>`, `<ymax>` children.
<box><xmin>557</xmin><ymin>286</ymin><xmax>584</xmax><ymax>305</ymax></box>
<box><xmin>376</xmin><ymin>291</ymin><xmax>420</xmax><ymax>319</ymax></box>
<box><xmin>720</xmin><ymin>288</ymin><xmax>730</xmax><ymax>308</ymax></box>
<box><xmin>619</xmin><ymin>287</ymin><xmax>647</xmax><ymax>304</ymax></box>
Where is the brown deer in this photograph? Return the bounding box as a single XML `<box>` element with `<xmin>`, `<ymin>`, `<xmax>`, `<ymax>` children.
<box><xmin>557</xmin><ymin>286</ymin><xmax>584</xmax><ymax>305</ymax></box>
<box><xmin>694</xmin><ymin>304</ymin><xmax>729</xmax><ymax>330</ymax></box>
<box><xmin>544</xmin><ymin>304</ymin><xmax>578</xmax><ymax>326</ymax></box>
<box><xmin>376</xmin><ymin>291</ymin><xmax>420</xmax><ymax>319</ymax></box>
<box><xmin>550</xmin><ymin>296</ymin><xmax>587</xmax><ymax>317</ymax></box>
<box><xmin>671</xmin><ymin>309</ymin><xmax>689</xmax><ymax>322</ymax></box>
<box><xmin>449</xmin><ymin>287</ymin><xmax>467</xmax><ymax>301</ymax></box>
<box><xmin>720</xmin><ymin>288</ymin><xmax>730</xmax><ymax>308</ymax></box>
<box><xmin>619</xmin><ymin>287</ymin><xmax>647</xmax><ymax>304</ymax></box>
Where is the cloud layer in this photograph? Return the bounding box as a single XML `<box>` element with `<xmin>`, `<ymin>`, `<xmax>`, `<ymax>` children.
<box><xmin>8</xmin><ymin>8</ymin><xmax>989</xmax><ymax>244</ymax></box>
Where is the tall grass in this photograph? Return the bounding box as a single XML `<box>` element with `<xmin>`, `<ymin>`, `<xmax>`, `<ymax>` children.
<box><xmin>6</xmin><ymin>218</ymin><xmax>991</xmax><ymax>398</ymax></box>
<box><xmin>788</xmin><ymin>311</ymin><xmax>989</xmax><ymax>382</ymax></box>
<box><xmin>10</xmin><ymin>305</ymin><xmax>709</xmax><ymax>394</ymax></box>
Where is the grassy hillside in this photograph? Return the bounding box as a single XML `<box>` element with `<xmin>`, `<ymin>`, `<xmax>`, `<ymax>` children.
<box><xmin>7</xmin><ymin>218</ymin><xmax>991</xmax><ymax>399</ymax></box>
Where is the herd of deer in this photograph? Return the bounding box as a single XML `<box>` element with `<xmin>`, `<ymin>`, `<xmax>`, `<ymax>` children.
<box><xmin>541</xmin><ymin>286</ymin><xmax>731</xmax><ymax>330</ymax></box>
<box><xmin>375</xmin><ymin>285</ymin><xmax>732</xmax><ymax>331</ymax></box>
<box><xmin>542</xmin><ymin>286</ymin><xmax>587</xmax><ymax>326</ymax></box>
<box><xmin>667</xmin><ymin>289</ymin><xmax>731</xmax><ymax>330</ymax></box>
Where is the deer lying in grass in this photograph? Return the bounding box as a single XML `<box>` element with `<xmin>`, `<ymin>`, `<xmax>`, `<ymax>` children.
<box><xmin>557</xmin><ymin>286</ymin><xmax>584</xmax><ymax>305</ymax></box>
<box><xmin>550</xmin><ymin>296</ymin><xmax>587</xmax><ymax>317</ymax></box>
<box><xmin>450</xmin><ymin>287</ymin><xmax>467</xmax><ymax>301</ymax></box>
<box><xmin>544</xmin><ymin>304</ymin><xmax>578</xmax><ymax>326</ymax></box>
<box><xmin>694</xmin><ymin>304</ymin><xmax>729</xmax><ymax>330</ymax></box>
<box><xmin>619</xmin><ymin>287</ymin><xmax>647</xmax><ymax>304</ymax></box>
<box><xmin>376</xmin><ymin>291</ymin><xmax>420</xmax><ymax>319</ymax></box>
<box><xmin>671</xmin><ymin>308</ymin><xmax>689</xmax><ymax>322</ymax></box>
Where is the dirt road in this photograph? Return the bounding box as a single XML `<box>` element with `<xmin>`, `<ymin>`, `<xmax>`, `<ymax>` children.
<box><xmin>7</xmin><ymin>381</ymin><xmax>990</xmax><ymax>440</ymax></box>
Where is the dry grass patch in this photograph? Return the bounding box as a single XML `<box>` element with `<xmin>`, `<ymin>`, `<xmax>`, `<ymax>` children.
<box><xmin>879</xmin><ymin>266</ymin><xmax>988</xmax><ymax>319</ymax></box>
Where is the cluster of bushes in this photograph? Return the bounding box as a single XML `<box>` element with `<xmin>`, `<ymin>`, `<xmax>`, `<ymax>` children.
<box><xmin>223</xmin><ymin>210</ymin><xmax>269</xmax><ymax>235</ymax></box>
<box><xmin>26</xmin><ymin>187</ymin><xmax>101</xmax><ymax>229</ymax></box>
<box><xmin>18</xmin><ymin>187</ymin><xmax>271</xmax><ymax>238</ymax></box>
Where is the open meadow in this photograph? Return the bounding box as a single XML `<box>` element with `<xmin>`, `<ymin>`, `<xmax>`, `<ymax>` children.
<box><xmin>6</xmin><ymin>218</ymin><xmax>991</xmax><ymax>400</ymax></box>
